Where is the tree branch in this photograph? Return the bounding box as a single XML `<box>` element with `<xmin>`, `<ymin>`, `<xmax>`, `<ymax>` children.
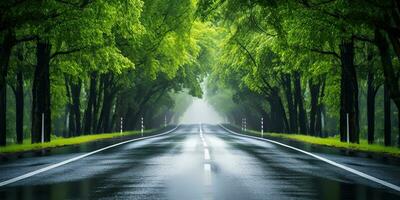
<box><xmin>51</xmin><ymin>47</ymin><xmax>84</xmax><ymax>59</ymax></box>
<box><xmin>15</xmin><ymin>35</ymin><xmax>38</xmax><ymax>44</ymax></box>
<box><xmin>234</xmin><ymin>38</ymin><xmax>258</xmax><ymax>67</ymax></box>
<box><xmin>310</xmin><ymin>48</ymin><xmax>340</xmax><ymax>59</ymax></box>
<box><xmin>352</xmin><ymin>35</ymin><xmax>375</xmax><ymax>43</ymax></box>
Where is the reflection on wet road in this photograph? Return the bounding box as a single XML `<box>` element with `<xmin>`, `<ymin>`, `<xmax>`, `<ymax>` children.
<box><xmin>0</xmin><ymin>124</ymin><xmax>399</xmax><ymax>199</ymax></box>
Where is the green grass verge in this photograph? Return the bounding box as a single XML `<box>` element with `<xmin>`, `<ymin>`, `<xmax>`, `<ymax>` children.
<box><xmin>0</xmin><ymin>129</ymin><xmax>157</xmax><ymax>154</ymax></box>
<box><xmin>238</xmin><ymin>128</ymin><xmax>400</xmax><ymax>157</ymax></box>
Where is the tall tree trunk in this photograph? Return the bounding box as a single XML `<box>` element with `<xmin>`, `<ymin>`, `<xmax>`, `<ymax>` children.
<box><xmin>283</xmin><ymin>74</ymin><xmax>296</xmax><ymax>133</ymax></box>
<box><xmin>31</xmin><ymin>40</ymin><xmax>51</xmax><ymax>143</ymax></box>
<box><xmin>309</xmin><ymin>79</ymin><xmax>321</xmax><ymax>136</ymax></box>
<box><xmin>384</xmin><ymin>84</ymin><xmax>392</xmax><ymax>146</ymax></box>
<box><xmin>316</xmin><ymin>79</ymin><xmax>325</xmax><ymax>137</ymax></box>
<box><xmin>294</xmin><ymin>72</ymin><xmax>307</xmax><ymax>134</ymax></box>
<box><xmin>0</xmin><ymin>29</ymin><xmax>14</xmax><ymax>146</ymax></box>
<box><xmin>367</xmin><ymin>71</ymin><xmax>378</xmax><ymax>144</ymax></box>
<box><xmin>64</xmin><ymin>76</ymin><xmax>75</xmax><ymax>137</ymax></box>
<box><xmin>15</xmin><ymin>71</ymin><xmax>24</xmax><ymax>144</ymax></box>
<box><xmin>70</xmin><ymin>79</ymin><xmax>82</xmax><ymax>136</ymax></box>
<box><xmin>267</xmin><ymin>88</ymin><xmax>288</xmax><ymax>133</ymax></box>
<box><xmin>316</xmin><ymin>106</ymin><xmax>323</xmax><ymax>137</ymax></box>
<box><xmin>93</xmin><ymin>74</ymin><xmax>104</xmax><ymax>132</ymax></box>
<box><xmin>375</xmin><ymin>28</ymin><xmax>400</xmax><ymax>146</ymax></box>
<box><xmin>83</xmin><ymin>72</ymin><xmax>97</xmax><ymax>134</ymax></box>
<box><xmin>398</xmin><ymin>106</ymin><xmax>400</xmax><ymax>146</ymax></box>
<box><xmin>97</xmin><ymin>73</ymin><xmax>115</xmax><ymax>133</ymax></box>
<box><xmin>98</xmin><ymin>93</ymin><xmax>113</xmax><ymax>133</ymax></box>
<box><xmin>339</xmin><ymin>39</ymin><xmax>359</xmax><ymax>143</ymax></box>
<box><xmin>124</xmin><ymin>106</ymin><xmax>135</xmax><ymax>131</ymax></box>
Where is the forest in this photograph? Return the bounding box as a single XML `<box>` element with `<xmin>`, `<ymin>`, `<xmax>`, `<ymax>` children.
<box><xmin>1</xmin><ymin>0</ymin><xmax>400</xmax><ymax>149</ymax></box>
<box><xmin>204</xmin><ymin>0</ymin><xmax>400</xmax><ymax>147</ymax></box>
<box><xmin>0</xmin><ymin>0</ymin><xmax>211</xmax><ymax>146</ymax></box>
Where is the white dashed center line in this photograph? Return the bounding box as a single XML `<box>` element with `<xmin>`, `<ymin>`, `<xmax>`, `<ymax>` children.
<box><xmin>204</xmin><ymin>163</ymin><xmax>212</xmax><ymax>186</ymax></box>
<box><xmin>204</xmin><ymin>148</ymin><xmax>210</xmax><ymax>160</ymax></box>
<box><xmin>200</xmin><ymin>123</ymin><xmax>212</xmax><ymax>187</ymax></box>
<box><xmin>203</xmin><ymin>141</ymin><xmax>208</xmax><ymax>147</ymax></box>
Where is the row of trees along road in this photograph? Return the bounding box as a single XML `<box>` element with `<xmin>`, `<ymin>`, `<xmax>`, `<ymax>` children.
<box><xmin>0</xmin><ymin>0</ymin><xmax>215</xmax><ymax>146</ymax></box>
<box><xmin>201</xmin><ymin>0</ymin><xmax>400</xmax><ymax>146</ymax></box>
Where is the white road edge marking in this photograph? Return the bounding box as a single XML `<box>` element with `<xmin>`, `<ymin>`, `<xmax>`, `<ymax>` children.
<box><xmin>204</xmin><ymin>148</ymin><xmax>210</xmax><ymax>160</ymax></box>
<box><xmin>219</xmin><ymin>124</ymin><xmax>400</xmax><ymax>193</ymax></box>
<box><xmin>0</xmin><ymin>125</ymin><xmax>180</xmax><ymax>187</ymax></box>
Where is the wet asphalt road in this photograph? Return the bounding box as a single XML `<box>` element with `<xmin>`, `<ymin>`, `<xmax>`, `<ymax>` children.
<box><xmin>0</xmin><ymin>124</ymin><xmax>400</xmax><ymax>200</ymax></box>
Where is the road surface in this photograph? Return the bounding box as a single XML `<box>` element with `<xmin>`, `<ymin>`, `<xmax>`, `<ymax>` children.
<box><xmin>0</xmin><ymin>124</ymin><xmax>399</xmax><ymax>199</ymax></box>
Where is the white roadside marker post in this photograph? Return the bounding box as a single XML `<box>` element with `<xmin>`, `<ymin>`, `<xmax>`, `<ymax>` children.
<box><xmin>346</xmin><ymin>113</ymin><xmax>350</xmax><ymax>143</ymax></box>
<box><xmin>261</xmin><ymin>117</ymin><xmax>264</xmax><ymax>138</ymax></box>
<box><xmin>241</xmin><ymin>118</ymin><xmax>244</xmax><ymax>132</ymax></box>
<box><xmin>120</xmin><ymin>117</ymin><xmax>123</xmax><ymax>134</ymax></box>
<box><xmin>164</xmin><ymin>115</ymin><xmax>167</xmax><ymax>128</ymax></box>
<box><xmin>244</xmin><ymin>118</ymin><xmax>247</xmax><ymax>132</ymax></box>
<box><xmin>41</xmin><ymin>113</ymin><xmax>44</xmax><ymax>143</ymax></box>
<box><xmin>141</xmin><ymin>117</ymin><xmax>144</xmax><ymax>137</ymax></box>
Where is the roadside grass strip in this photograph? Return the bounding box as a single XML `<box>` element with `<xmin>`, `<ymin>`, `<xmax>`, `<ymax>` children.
<box><xmin>0</xmin><ymin>129</ymin><xmax>158</xmax><ymax>154</ymax></box>
<box><xmin>254</xmin><ymin>131</ymin><xmax>400</xmax><ymax>157</ymax></box>
<box><xmin>227</xmin><ymin>124</ymin><xmax>400</xmax><ymax>157</ymax></box>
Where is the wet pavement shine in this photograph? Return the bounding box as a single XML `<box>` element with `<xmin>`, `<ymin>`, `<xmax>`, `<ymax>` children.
<box><xmin>0</xmin><ymin>124</ymin><xmax>399</xmax><ymax>199</ymax></box>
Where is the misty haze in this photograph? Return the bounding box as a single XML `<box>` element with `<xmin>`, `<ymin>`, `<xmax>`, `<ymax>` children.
<box><xmin>179</xmin><ymin>98</ymin><xmax>224</xmax><ymax>124</ymax></box>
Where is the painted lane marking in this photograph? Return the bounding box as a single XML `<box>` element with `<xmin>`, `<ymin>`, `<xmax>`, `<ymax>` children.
<box><xmin>204</xmin><ymin>163</ymin><xmax>212</xmax><ymax>186</ymax></box>
<box><xmin>204</xmin><ymin>148</ymin><xmax>210</xmax><ymax>160</ymax></box>
<box><xmin>0</xmin><ymin>126</ymin><xmax>180</xmax><ymax>187</ymax></box>
<box><xmin>219</xmin><ymin>124</ymin><xmax>400</xmax><ymax>193</ymax></box>
<box><xmin>204</xmin><ymin>163</ymin><xmax>211</xmax><ymax>171</ymax></box>
<box><xmin>203</xmin><ymin>141</ymin><xmax>208</xmax><ymax>147</ymax></box>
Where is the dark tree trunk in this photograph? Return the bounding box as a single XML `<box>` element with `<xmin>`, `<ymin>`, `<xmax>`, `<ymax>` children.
<box><xmin>384</xmin><ymin>84</ymin><xmax>391</xmax><ymax>146</ymax></box>
<box><xmin>97</xmin><ymin>73</ymin><xmax>115</xmax><ymax>133</ymax></box>
<box><xmin>375</xmin><ymin>28</ymin><xmax>400</xmax><ymax>146</ymax></box>
<box><xmin>283</xmin><ymin>74</ymin><xmax>296</xmax><ymax>133</ymax></box>
<box><xmin>70</xmin><ymin>79</ymin><xmax>82</xmax><ymax>136</ymax></box>
<box><xmin>31</xmin><ymin>41</ymin><xmax>51</xmax><ymax>143</ymax></box>
<box><xmin>294</xmin><ymin>72</ymin><xmax>307</xmax><ymax>134</ymax></box>
<box><xmin>0</xmin><ymin>29</ymin><xmax>14</xmax><ymax>146</ymax></box>
<box><xmin>83</xmin><ymin>72</ymin><xmax>97</xmax><ymax>134</ymax></box>
<box><xmin>111</xmin><ymin>93</ymin><xmax>126</xmax><ymax>132</ymax></box>
<box><xmin>16</xmin><ymin>71</ymin><xmax>24</xmax><ymax>144</ymax></box>
<box><xmin>398</xmin><ymin>106</ymin><xmax>400</xmax><ymax>146</ymax></box>
<box><xmin>278</xmin><ymin>95</ymin><xmax>290</xmax><ymax>133</ymax></box>
<box><xmin>316</xmin><ymin>105</ymin><xmax>323</xmax><ymax>137</ymax></box>
<box><xmin>63</xmin><ymin>106</ymin><xmax>69</xmax><ymax>137</ymax></box>
<box><xmin>93</xmin><ymin>74</ymin><xmax>104</xmax><ymax>132</ymax></box>
<box><xmin>124</xmin><ymin>106</ymin><xmax>135</xmax><ymax>131</ymax></box>
<box><xmin>267</xmin><ymin>88</ymin><xmax>287</xmax><ymax>133</ymax></box>
<box><xmin>96</xmin><ymin>75</ymin><xmax>106</xmax><ymax>133</ymax></box>
<box><xmin>98</xmin><ymin>93</ymin><xmax>113</xmax><ymax>133</ymax></box>
<box><xmin>64</xmin><ymin>76</ymin><xmax>75</xmax><ymax>137</ymax></box>
<box><xmin>309</xmin><ymin>79</ymin><xmax>321</xmax><ymax>136</ymax></box>
<box><xmin>339</xmin><ymin>39</ymin><xmax>359</xmax><ymax>143</ymax></box>
<box><xmin>367</xmin><ymin>71</ymin><xmax>378</xmax><ymax>144</ymax></box>
<box><xmin>315</xmin><ymin>80</ymin><xmax>325</xmax><ymax>137</ymax></box>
